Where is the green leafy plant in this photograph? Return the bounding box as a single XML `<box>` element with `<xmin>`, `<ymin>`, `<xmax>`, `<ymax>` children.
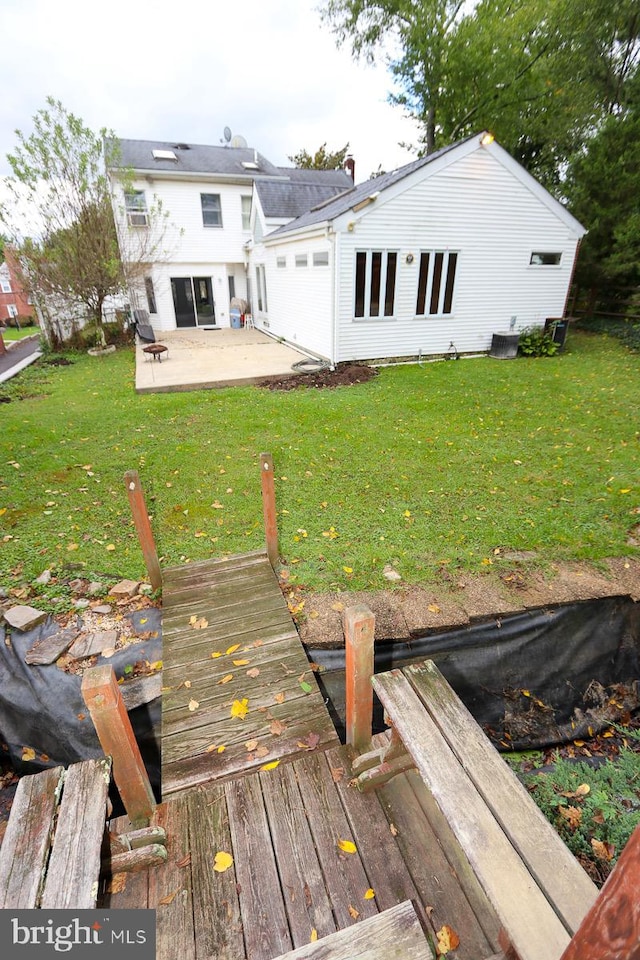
<box><xmin>518</xmin><ymin>326</ymin><xmax>559</xmax><ymax>357</ymax></box>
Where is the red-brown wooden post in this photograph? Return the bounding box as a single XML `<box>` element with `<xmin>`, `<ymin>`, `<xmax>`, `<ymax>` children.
<box><xmin>260</xmin><ymin>452</ymin><xmax>279</xmax><ymax>569</ymax></box>
<box><xmin>82</xmin><ymin>665</ymin><xmax>156</xmax><ymax>827</ymax></box>
<box><xmin>559</xmin><ymin>823</ymin><xmax>640</xmax><ymax>960</ymax></box>
<box><xmin>124</xmin><ymin>470</ymin><xmax>162</xmax><ymax>592</ymax></box>
<box><xmin>344</xmin><ymin>604</ymin><xmax>375</xmax><ymax>753</ymax></box>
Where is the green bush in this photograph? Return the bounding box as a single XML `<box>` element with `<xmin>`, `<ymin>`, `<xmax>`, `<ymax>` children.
<box><xmin>6</xmin><ymin>314</ymin><xmax>35</xmax><ymax>329</ymax></box>
<box><xmin>576</xmin><ymin>317</ymin><xmax>640</xmax><ymax>352</ymax></box>
<box><xmin>518</xmin><ymin>326</ymin><xmax>559</xmax><ymax>357</ymax></box>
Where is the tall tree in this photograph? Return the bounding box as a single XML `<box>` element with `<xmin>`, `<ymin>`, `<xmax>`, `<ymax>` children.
<box><xmin>288</xmin><ymin>142</ymin><xmax>351</xmax><ymax>169</ymax></box>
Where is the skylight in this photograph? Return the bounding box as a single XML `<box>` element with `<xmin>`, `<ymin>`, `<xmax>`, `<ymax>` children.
<box><xmin>152</xmin><ymin>149</ymin><xmax>178</xmax><ymax>161</ymax></box>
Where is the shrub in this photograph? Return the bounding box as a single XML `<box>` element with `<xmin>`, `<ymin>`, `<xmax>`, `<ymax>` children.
<box><xmin>518</xmin><ymin>326</ymin><xmax>559</xmax><ymax>357</ymax></box>
<box><xmin>6</xmin><ymin>314</ymin><xmax>35</xmax><ymax>329</ymax></box>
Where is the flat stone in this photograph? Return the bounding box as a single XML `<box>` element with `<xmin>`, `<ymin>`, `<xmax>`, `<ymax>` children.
<box><xmin>88</xmin><ymin>582</ymin><xmax>104</xmax><ymax>595</ymax></box>
<box><xmin>110</xmin><ymin>579</ymin><xmax>141</xmax><ymax>599</ymax></box>
<box><xmin>25</xmin><ymin>627</ymin><xmax>78</xmax><ymax>665</ymax></box>
<box><xmin>92</xmin><ymin>604</ymin><xmax>113</xmax><ymax>615</ymax></box>
<box><xmin>138</xmin><ymin>583</ymin><xmax>153</xmax><ymax>595</ymax></box>
<box><xmin>383</xmin><ymin>564</ymin><xmax>403</xmax><ymax>582</ymax></box>
<box><xmin>3</xmin><ymin>605</ymin><xmax>48</xmax><ymax>632</ymax></box>
<box><xmin>35</xmin><ymin>569</ymin><xmax>52</xmax><ymax>585</ymax></box>
<box><xmin>68</xmin><ymin>578</ymin><xmax>87</xmax><ymax>595</ymax></box>
<box><xmin>73</xmin><ymin>598</ymin><xmax>91</xmax><ymax>609</ymax></box>
<box><xmin>68</xmin><ymin>630</ymin><xmax>119</xmax><ymax>660</ymax></box>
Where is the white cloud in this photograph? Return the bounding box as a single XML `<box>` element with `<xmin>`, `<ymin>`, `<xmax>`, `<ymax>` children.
<box><xmin>0</xmin><ymin>0</ymin><xmax>422</xmax><ymax>182</ymax></box>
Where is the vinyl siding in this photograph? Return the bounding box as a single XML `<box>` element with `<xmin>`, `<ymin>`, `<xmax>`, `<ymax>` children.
<box><xmin>334</xmin><ymin>149</ymin><xmax>580</xmax><ymax>362</ymax></box>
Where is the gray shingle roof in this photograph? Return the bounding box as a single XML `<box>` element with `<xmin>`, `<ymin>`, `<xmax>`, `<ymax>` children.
<box><xmin>266</xmin><ymin>136</ymin><xmax>475</xmax><ymax>238</ymax></box>
<box><xmin>111</xmin><ymin>138</ymin><xmax>284</xmax><ymax>179</ymax></box>
<box><xmin>256</xmin><ymin>168</ymin><xmax>354</xmax><ymax>219</ymax></box>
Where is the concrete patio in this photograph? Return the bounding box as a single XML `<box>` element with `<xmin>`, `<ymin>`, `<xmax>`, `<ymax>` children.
<box><xmin>135</xmin><ymin>327</ymin><xmax>311</xmax><ymax>393</ymax></box>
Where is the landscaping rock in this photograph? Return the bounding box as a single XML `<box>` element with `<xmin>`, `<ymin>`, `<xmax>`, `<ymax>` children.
<box><xmin>88</xmin><ymin>582</ymin><xmax>104</xmax><ymax>596</ymax></box>
<box><xmin>25</xmin><ymin>627</ymin><xmax>78</xmax><ymax>665</ymax></box>
<box><xmin>110</xmin><ymin>579</ymin><xmax>141</xmax><ymax>599</ymax></box>
<box><xmin>68</xmin><ymin>578</ymin><xmax>87</xmax><ymax>595</ymax></box>
<box><xmin>383</xmin><ymin>564</ymin><xmax>402</xmax><ymax>582</ymax></box>
<box><xmin>35</xmin><ymin>569</ymin><xmax>52</xmax><ymax>585</ymax></box>
<box><xmin>73</xmin><ymin>598</ymin><xmax>91</xmax><ymax>610</ymax></box>
<box><xmin>92</xmin><ymin>604</ymin><xmax>113</xmax><ymax>615</ymax></box>
<box><xmin>3</xmin><ymin>605</ymin><xmax>48</xmax><ymax>632</ymax></box>
<box><xmin>138</xmin><ymin>583</ymin><xmax>153</xmax><ymax>595</ymax></box>
<box><xmin>68</xmin><ymin>630</ymin><xmax>119</xmax><ymax>660</ymax></box>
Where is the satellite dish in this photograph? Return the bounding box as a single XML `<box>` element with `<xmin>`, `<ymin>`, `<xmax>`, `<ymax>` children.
<box><xmin>223</xmin><ymin>126</ymin><xmax>232</xmax><ymax>143</ymax></box>
<box><xmin>231</xmin><ymin>134</ymin><xmax>248</xmax><ymax>149</ymax></box>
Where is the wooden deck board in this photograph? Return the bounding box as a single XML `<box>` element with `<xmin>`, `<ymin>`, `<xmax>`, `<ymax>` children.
<box><xmin>100</xmin><ymin>744</ymin><xmax>493</xmax><ymax>960</ymax></box>
<box><xmin>161</xmin><ymin>552</ymin><xmax>339</xmax><ymax>797</ymax></box>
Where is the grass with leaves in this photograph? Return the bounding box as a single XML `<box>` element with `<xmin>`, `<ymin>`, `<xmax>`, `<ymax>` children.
<box><xmin>0</xmin><ymin>331</ymin><xmax>637</xmax><ymax>603</ymax></box>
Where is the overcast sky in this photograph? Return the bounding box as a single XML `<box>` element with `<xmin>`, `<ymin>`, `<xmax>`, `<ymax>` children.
<box><xmin>0</xmin><ymin>0</ymin><xmax>422</xmax><ymax>184</ymax></box>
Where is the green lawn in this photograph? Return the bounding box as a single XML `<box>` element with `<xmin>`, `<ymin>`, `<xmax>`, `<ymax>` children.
<box><xmin>0</xmin><ymin>332</ymin><xmax>637</xmax><ymax>601</ymax></box>
<box><xmin>1</xmin><ymin>325</ymin><xmax>40</xmax><ymax>342</ymax></box>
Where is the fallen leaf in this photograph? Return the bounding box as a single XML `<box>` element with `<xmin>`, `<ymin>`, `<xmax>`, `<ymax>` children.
<box><xmin>337</xmin><ymin>839</ymin><xmax>357</xmax><ymax>854</ymax></box>
<box><xmin>184</xmin><ymin>680</ymin><xmax>192</xmax><ymax>688</ymax></box>
<box><xmin>299</xmin><ymin>680</ymin><xmax>313</xmax><ymax>693</ymax></box>
<box><xmin>297</xmin><ymin>732</ymin><xmax>321</xmax><ymax>751</ymax></box>
<box><xmin>364</xmin><ymin>888</ymin><xmax>375</xmax><ymax>900</ymax></box>
<box><xmin>230</xmin><ymin>698</ymin><xmax>249</xmax><ymax>719</ymax></box>
<box><xmin>188</xmin><ymin>698</ymin><xmax>200</xmax><ymax>712</ymax></box>
<box><xmin>232</xmin><ymin>659</ymin><xmax>250</xmax><ymax>666</ymax></box>
<box><xmin>558</xmin><ymin>805</ymin><xmax>582</xmax><ymax>830</ymax></box>
<box><xmin>218</xmin><ymin>674</ymin><xmax>234</xmax><ymax>685</ymax></box>
<box><xmin>436</xmin><ymin>924</ymin><xmax>461</xmax><ymax>956</ymax></box>
<box><xmin>591</xmin><ymin>838</ymin><xmax>615</xmax><ymax>861</ymax></box>
<box><xmin>274</xmin><ymin>692</ymin><xmax>286</xmax><ymax>704</ymax></box>
<box><xmin>348</xmin><ymin>905</ymin><xmax>360</xmax><ymax>919</ymax></box>
<box><xmin>205</xmin><ymin>744</ymin><xmax>218</xmax><ymax>753</ymax></box>
<box><xmin>226</xmin><ymin>643</ymin><xmax>240</xmax><ymax>655</ymax></box>
<box><xmin>261</xmin><ymin>760</ymin><xmax>280</xmax><ymax>771</ymax></box>
<box><xmin>389</xmin><ymin>823</ymin><xmax>399</xmax><ymax>836</ymax></box>
<box><xmin>310</xmin><ymin>929</ymin><xmax>318</xmax><ymax>942</ymax></box>
<box><xmin>330</xmin><ymin>766</ymin><xmax>344</xmax><ymax>783</ymax></box>
<box><xmin>256</xmin><ymin>746</ymin><xmax>270</xmax><ymax>758</ymax></box>
<box><xmin>245</xmin><ymin>739</ymin><xmax>259</xmax><ymax>751</ymax></box>
<box><xmin>217</xmin><ymin>745</ymin><xmax>225</xmax><ymax>754</ymax></box>
<box><xmin>158</xmin><ymin>889</ymin><xmax>179</xmax><ymax>905</ymax></box>
<box><xmin>107</xmin><ymin>873</ymin><xmax>127</xmax><ymax>894</ymax></box>
<box><xmin>427</xmin><ymin>603</ymin><xmax>440</xmax><ymax>614</ymax></box>
<box><xmin>213</xmin><ymin>851</ymin><xmax>234</xmax><ymax>873</ymax></box>
<box><xmin>331</xmin><ymin>601</ymin><xmax>344</xmax><ymax>612</ymax></box>
<box><xmin>270</xmin><ymin>719</ymin><xmax>287</xmax><ymax>736</ymax></box>
<box><xmin>21</xmin><ymin>746</ymin><xmax>36</xmax><ymax>762</ymax></box>
<box><xmin>246</xmin><ymin>667</ymin><xmax>260</xmax><ymax>678</ymax></box>
<box><xmin>189</xmin><ymin>615</ymin><xmax>208</xmax><ymax>630</ymax></box>
<box><xmin>211</xmin><ymin>651</ymin><xmax>222</xmax><ymax>659</ymax></box>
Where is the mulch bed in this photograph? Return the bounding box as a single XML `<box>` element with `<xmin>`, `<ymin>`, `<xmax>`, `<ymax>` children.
<box><xmin>259</xmin><ymin>362</ymin><xmax>378</xmax><ymax>391</ymax></box>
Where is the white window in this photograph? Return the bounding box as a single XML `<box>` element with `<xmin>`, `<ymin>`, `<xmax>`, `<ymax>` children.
<box><xmin>1</xmin><ymin>280</ymin><xmax>11</xmax><ymax>294</ymax></box>
<box><xmin>201</xmin><ymin>193</ymin><xmax>222</xmax><ymax>227</ymax></box>
<box><xmin>256</xmin><ymin>264</ymin><xmax>268</xmax><ymax>313</ymax></box>
<box><xmin>416</xmin><ymin>251</ymin><xmax>458</xmax><ymax>316</ymax></box>
<box><xmin>530</xmin><ymin>252</ymin><xmax>562</xmax><ymax>266</ymax></box>
<box><xmin>125</xmin><ymin>191</ymin><xmax>148</xmax><ymax>226</ymax></box>
<box><xmin>276</xmin><ymin>256</ymin><xmax>286</xmax><ymax>268</ymax></box>
<box><xmin>7</xmin><ymin>304</ymin><xmax>18</xmax><ymax>318</ymax></box>
<box><xmin>241</xmin><ymin>195</ymin><xmax>252</xmax><ymax>230</ymax></box>
<box><xmin>295</xmin><ymin>254</ymin><xmax>308</xmax><ymax>268</ymax></box>
<box><xmin>354</xmin><ymin>250</ymin><xmax>398</xmax><ymax>319</ymax></box>
<box><xmin>313</xmin><ymin>251</ymin><xmax>329</xmax><ymax>267</ymax></box>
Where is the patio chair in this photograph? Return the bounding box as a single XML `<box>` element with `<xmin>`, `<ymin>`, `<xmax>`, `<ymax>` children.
<box><xmin>132</xmin><ymin>309</ymin><xmax>158</xmax><ymax>345</ymax></box>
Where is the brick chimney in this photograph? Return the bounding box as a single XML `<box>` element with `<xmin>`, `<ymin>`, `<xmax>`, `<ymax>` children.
<box><xmin>344</xmin><ymin>156</ymin><xmax>355</xmax><ymax>182</ymax></box>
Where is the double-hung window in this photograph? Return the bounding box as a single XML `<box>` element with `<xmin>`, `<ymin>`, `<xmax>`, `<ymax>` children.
<box><xmin>256</xmin><ymin>264</ymin><xmax>268</xmax><ymax>313</ymax></box>
<box><xmin>201</xmin><ymin>193</ymin><xmax>222</xmax><ymax>227</ymax></box>
<box><xmin>241</xmin><ymin>195</ymin><xmax>252</xmax><ymax>230</ymax></box>
<box><xmin>354</xmin><ymin>250</ymin><xmax>397</xmax><ymax>318</ymax></box>
<box><xmin>416</xmin><ymin>251</ymin><xmax>458</xmax><ymax>316</ymax></box>
<box><xmin>125</xmin><ymin>191</ymin><xmax>148</xmax><ymax>226</ymax></box>
<box><xmin>1</xmin><ymin>280</ymin><xmax>11</xmax><ymax>294</ymax></box>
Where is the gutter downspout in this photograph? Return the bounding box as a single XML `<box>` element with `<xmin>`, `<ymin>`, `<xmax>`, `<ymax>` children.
<box><xmin>330</xmin><ymin>227</ymin><xmax>339</xmax><ymax>369</ymax></box>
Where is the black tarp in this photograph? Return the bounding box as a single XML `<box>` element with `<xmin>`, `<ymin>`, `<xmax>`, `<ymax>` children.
<box><xmin>309</xmin><ymin>596</ymin><xmax>640</xmax><ymax>749</ymax></box>
<box><xmin>0</xmin><ymin>608</ymin><xmax>161</xmax><ymax>804</ymax></box>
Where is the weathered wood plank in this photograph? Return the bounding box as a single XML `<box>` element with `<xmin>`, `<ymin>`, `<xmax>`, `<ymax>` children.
<box><xmin>260</xmin><ymin>761</ymin><xmax>336</xmax><ymax>946</ymax></box>
<box><xmin>294</xmin><ymin>752</ymin><xmax>378</xmax><ymax>929</ymax></box>
<box><xmin>163</xmin><ymin>582</ymin><xmax>286</xmax><ymax>623</ymax></box>
<box><xmin>162</xmin><ymin>619</ymin><xmax>297</xmax><ymax>661</ymax></box>
<box><xmin>41</xmin><ymin>758</ymin><xmax>111</xmax><ymax>909</ymax></box>
<box><xmin>326</xmin><ymin>744</ymin><xmax>424</xmax><ymax>921</ymax></box>
<box><xmin>226</xmin><ymin>773</ymin><xmax>292</xmax><ymax>960</ymax></box>
<box><xmin>162</xmin><ymin>550</ymin><xmax>268</xmax><ymax>585</ymax></box>
<box><xmin>373</xmin><ymin>669</ymin><xmax>570</xmax><ymax>960</ymax></box>
<box><xmin>109</xmin><ymin>825</ymin><xmax>167</xmax><ymax>854</ymax></box>
<box><xmin>108</xmin><ymin>844</ymin><xmax>168</xmax><ymax>874</ymax></box>
<box><xmin>270</xmin><ymin>900</ymin><xmax>435</xmax><ymax>960</ymax></box>
<box><xmin>149</xmin><ymin>797</ymin><xmax>195</xmax><ymax>960</ymax></box>
<box><xmin>377</xmin><ymin>766</ymin><xmax>498</xmax><ymax>960</ymax></box>
<box><xmin>0</xmin><ymin>765</ymin><xmax>63</xmax><ymax>908</ymax></box>
<box><xmin>185</xmin><ymin>785</ymin><xmax>243</xmax><ymax>960</ymax></box>
<box><xmin>405</xmin><ymin>660</ymin><xmax>598</xmax><ymax>933</ymax></box>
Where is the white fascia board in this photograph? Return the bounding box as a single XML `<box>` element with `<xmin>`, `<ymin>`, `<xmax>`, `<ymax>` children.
<box><xmin>263</xmin><ymin>223</ymin><xmax>330</xmax><ymax>246</ymax></box>
<box><xmin>484</xmin><ymin>139</ymin><xmax>587</xmax><ymax>238</ymax></box>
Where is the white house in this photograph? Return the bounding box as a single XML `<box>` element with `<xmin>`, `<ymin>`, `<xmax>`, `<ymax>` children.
<box><xmin>110</xmin><ymin>133</ymin><xmax>586</xmax><ymax>363</ymax></box>
<box><xmin>108</xmin><ymin>140</ymin><xmax>353</xmax><ymax>331</ymax></box>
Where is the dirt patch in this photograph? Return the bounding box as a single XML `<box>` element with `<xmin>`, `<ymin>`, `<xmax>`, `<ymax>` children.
<box><xmin>258</xmin><ymin>362</ymin><xmax>378</xmax><ymax>391</ymax></box>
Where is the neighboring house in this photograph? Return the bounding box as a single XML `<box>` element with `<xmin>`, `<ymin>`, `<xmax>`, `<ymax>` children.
<box><xmin>108</xmin><ymin>140</ymin><xmax>353</xmax><ymax>330</ymax></box>
<box><xmin>109</xmin><ymin>132</ymin><xmax>586</xmax><ymax>364</ymax></box>
<box><xmin>0</xmin><ymin>247</ymin><xmax>33</xmax><ymax>324</ymax></box>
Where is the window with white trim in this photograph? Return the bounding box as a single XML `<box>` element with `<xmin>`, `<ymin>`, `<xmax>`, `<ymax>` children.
<box><xmin>295</xmin><ymin>254</ymin><xmax>308</xmax><ymax>268</ymax></box>
<box><xmin>241</xmin><ymin>195</ymin><xmax>252</xmax><ymax>230</ymax></box>
<box><xmin>313</xmin><ymin>251</ymin><xmax>329</xmax><ymax>267</ymax></box>
<box><xmin>7</xmin><ymin>304</ymin><xmax>18</xmax><ymax>318</ymax></box>
<box><xmin>1</xmin><ymin>280</ymin><xmax>11</xmax><ymax>294</ymax></box>
<box><xmin>415</xmin><ymin>251</ymin><xmax>458</xmax><ymax>316</ymax></box>
<box><xmin>201</xmin><ymin>193</ymin><xmax>223</xmax><ymax>227</ymax></box>
<box><xmin>530</xmin><ymin>251</ymin><xmax>561</xmax><ymax>265</ymax></box>
<box><xmin>256</xmin><ymin>264</ymin><xmax>268</xmax><ymax>313</ymax></box>
<box><xmin>354</xmin><ymin>250</ymin><xmax>397</xmax><ymax>318</ymax></box>
<box><xmin>125</xmin><ymin>191</ymin><xmax>148</xmax><ymax>226</ymax></box>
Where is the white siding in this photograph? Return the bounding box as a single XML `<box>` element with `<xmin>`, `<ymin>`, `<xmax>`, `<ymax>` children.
<box><xmin>254</xmin><ymin>234</ymin><xmax>334</xmax><ymax>360</ymax></box>
<box><xmin>334</xmin><ymin>149</ymin><xmax>580</xmax><ymax>362</ymax></box>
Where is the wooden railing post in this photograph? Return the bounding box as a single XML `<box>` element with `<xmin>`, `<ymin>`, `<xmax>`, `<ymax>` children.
<box><xmin>82</xmin><ymin>665</ymin><xmax>156</xmax><ymax>827</ymax></box>
<box><xmin>124</xmin><ymin>470</ymin><xmax>162</xmax><ymax>592</ymax></box>
<box><xmin>260</xmin><ymin>452</ymin><xmax>279</xmax><ymax>569</ymax></box>
<box><xmin>558</xmin><ymin>823</ymin><xmax>640</xmax><ymax>960</ymax></box>
<box><xmin>344</xmin><ymin>604</ymin><xmax>375</xmax><ymax>753</ymax></box>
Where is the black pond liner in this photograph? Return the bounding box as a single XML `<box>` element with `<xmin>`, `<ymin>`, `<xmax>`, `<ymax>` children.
<box><xmin>0</xmin><ymin>609</ymin><xmax>162</xmax><ymax>814</ymax></box>
<box><xmin>308</xmin><ymin>596</ymin><xmax>640</xmax><ymax>751</ymax></box>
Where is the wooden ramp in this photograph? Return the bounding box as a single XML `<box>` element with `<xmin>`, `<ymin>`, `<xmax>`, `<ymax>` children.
<box><xmin>161</xmin><ymin>551</ymin><xmax>339</xmax><ymax>798</ymax></box>
<box><xmin>103</xmin><ymin>744</ymin><xmax>500</xmax><ymax>960</ymax></box>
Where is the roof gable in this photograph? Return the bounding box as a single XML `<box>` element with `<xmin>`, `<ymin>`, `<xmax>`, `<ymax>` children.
<box><xmin>256</xmin><ymin>168</ymin><xmax>353</xmax><ymax>220</ymax></box>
